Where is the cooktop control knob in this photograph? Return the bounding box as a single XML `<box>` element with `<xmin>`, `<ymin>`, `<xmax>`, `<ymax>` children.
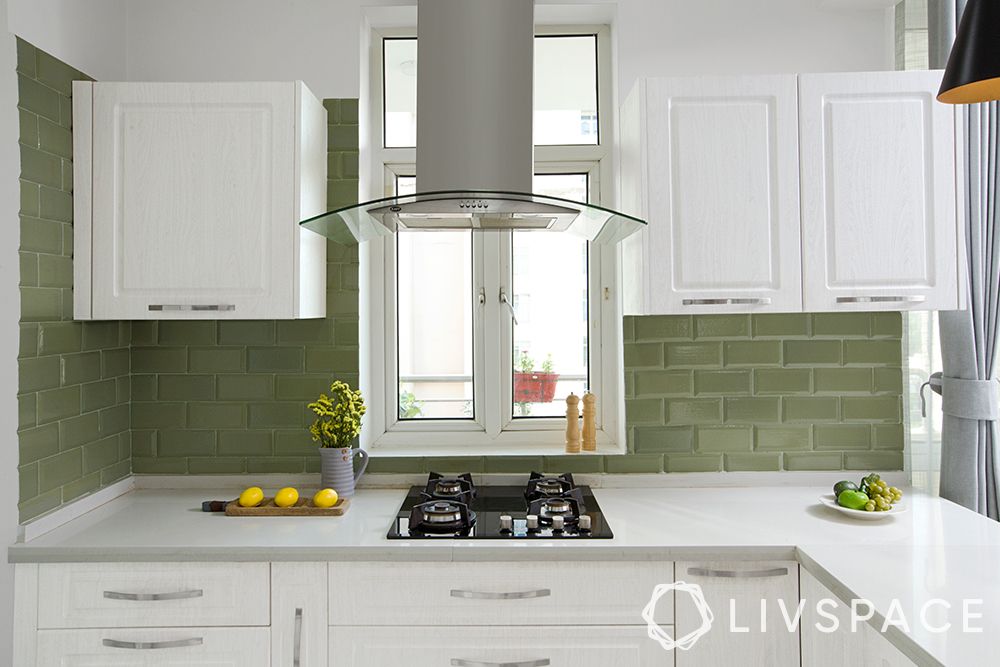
<box><xmin>526</xmin><ymin>514</ymin><xmax>539</xmax><ymax>531</ymax></box>
<box><xmin>551</xmin><ymin>515</ymin><xmax>565</xmax><ymax>531</ymax></box>
<box><xmin>499</xmin><ymin>514</ymin><xmax>513</xmax><ymax>532</ymax></box>
<box><xmin>578</xmin><ymin>515</ymin><xmax>592</xmax><ymax>532</ymax></box>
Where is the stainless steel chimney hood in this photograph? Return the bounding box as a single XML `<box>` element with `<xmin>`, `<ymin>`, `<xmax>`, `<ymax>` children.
<box><xmin>300</xmin><ymin>0</ymin><xmax>645</xmax><ymax>245</ymax></box>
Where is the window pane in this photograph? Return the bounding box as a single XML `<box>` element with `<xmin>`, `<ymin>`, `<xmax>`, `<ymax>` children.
<box><xmin>534</xmin><ymin>35</ymin><xmax>598</xmax><ymax>146</ymax></box>
<box><xmin>384</xmin><ymin>38</ymin><xmax>417</xmax><ymax>148</ymax></box>
<box><xmin>512</xmin><ymin>174</ymin><xmax>589</xmax><ymax>417</ymax></box>
<box><xmin>395</xmin><ymin>173</ymin><xmax>473</xmax><ymax>419</ymax></box>
<box><xmin>397</xmin><ymin>230</ymin><xmax>474</xmax><ymax>419</ymax></box>
<box><xmin>382</xmin><ymin>34</ymin><xmax>599</xmax><ymax>150</ymax></box>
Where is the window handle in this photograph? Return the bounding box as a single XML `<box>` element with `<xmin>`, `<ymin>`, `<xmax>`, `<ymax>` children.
<box><xmin>478</xmin><ymin>287</ymin><xmax>486</xmax><ymax>306</ymax></box>
<box><xmin>499</xmin><ymin>287</ymin><xmax>519</xmax><ymax>325</ymax></box>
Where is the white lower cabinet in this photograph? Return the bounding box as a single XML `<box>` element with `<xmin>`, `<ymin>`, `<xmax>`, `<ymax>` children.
<box><xmin>800</xmin><ymin>570</ymin><xmax>916</xmax><ymax>667</ymax></box>
<box><xmin>36</xmin><ymin>627</ymin><xmax>270</xmax><ymax>666</ymax></box>
<box><xmin>37</xmin><ymin>562</ymin><xmax>271</xmax><ymax>629</ymax></box>
<box><xmin>328</xmin><ymin>626</ymin><xmax>664</xmax><ymax>666</ymax></box>
<box><xmin>328</xmin><ymin>561</ymin><xmax>674</xmax><ymax>626</ymax></box>
<box><xmin>674</xmin><ymin>561</ymin><xmax>800</xmax><ymax>667</ymax></box>
<box><xmin>271</xmin><ymin>563</ymin><xmax>327</xmax><ymax>667</ymax></box>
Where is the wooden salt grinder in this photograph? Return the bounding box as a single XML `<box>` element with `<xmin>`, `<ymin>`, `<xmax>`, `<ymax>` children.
<box><xmin>582</xmin><ymin>392</ymin><xmax>597</xmax><ymax>451</ymax></box>
<box><xmin>565</xmin><ymin>393</ymin><xmax>581</xmax><ymax>453</ymax></box>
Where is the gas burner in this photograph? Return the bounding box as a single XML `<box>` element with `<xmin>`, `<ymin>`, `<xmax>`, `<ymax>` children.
<box><xmin>524</xmin><ymin>472</ymin><xmax>576</xmax><ymax>501</ymax></box>
<box><xmin>421</xmin><ymin>472</ymin><xmax>477</xmax><ymax>505</ymax></box>
<box><xmin>528</xmin><ymin>488</ymin><xmax>586</xmax><ymax>525</ymax></box>
<box><xmin>387</xmin><ymin>472</ymin><xmax>613</xmax><ymax>540</ymax></box>
<box><xmin>407</xmin><ymin>499</ymin><xmax>476</xmax><ymax>535</ymax></box>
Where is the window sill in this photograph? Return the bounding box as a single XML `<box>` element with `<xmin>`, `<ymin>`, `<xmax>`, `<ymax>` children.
<box><xmin>366</xmin><ymin>442</ymin><xmax>625</xmax><ymax>457</ymax></box>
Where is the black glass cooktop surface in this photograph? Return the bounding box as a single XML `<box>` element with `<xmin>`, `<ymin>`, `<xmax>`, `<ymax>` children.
<box><xmin>386</xmin><ymin>476</ymin><xmax>613</xmax><ymax>539</ymax></box>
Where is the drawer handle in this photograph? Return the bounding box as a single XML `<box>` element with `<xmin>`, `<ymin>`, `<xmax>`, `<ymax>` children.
<box><xmin>835</xmin><ymin>295</ymin><xmax>926</xmax><ymax>304</ymax></box>
<box><xmin>103</xmin><ymin>637</ymin><xmax>203</xmax><ymax>650</ymax></box>
<box><xmin>451</xmin><ymin>660</ymin><xmax>550</xmax><ymax>667</ymax></box>
<box><xmin>148</xmin><ymin>304</ymin><xmax>236</xmax><ymax>312</ymax></box>
<box><xmin>687</xmin><ymin>567</ymin><xmax>789</xmax><ymax>578</ymax></box>
<box><xmin>293</xmin><ymin>607</ymin><xmax>303</xmax><ymax>667</ymax></box>
<box><xmin>681</xmin><ymin>298</ymin><xmax>771</xmax><ymax>306</ymax></box>
<box><xmin>104</xmin><ymin>589</ymin><xmax>204</xmax><ymax>601</ymax></box>
<box><xmin>450</xmin><ymin>589</ymin><xmax>551</xmax><ymax>600</ymax></box>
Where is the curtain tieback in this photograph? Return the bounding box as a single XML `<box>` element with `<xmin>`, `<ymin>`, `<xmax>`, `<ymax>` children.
<box><xmin>922</xmin><ymin>371</ymin><xmax>1000</xmax><ymax>420</ymax></box>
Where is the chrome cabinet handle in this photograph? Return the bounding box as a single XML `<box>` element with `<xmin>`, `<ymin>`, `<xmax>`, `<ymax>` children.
<box><xmin>687</xmin><ymin>567</ymin><xmax>789</xmax><ymax>578</ymax></box>
<box><xmin>450</xmin><ymin>588</ymin><xmax>550</xmax><ymax>600</ymax></box>
<box><xmin>451</xmin><ymin>659</ymin><xmax>550</xmax><ymax>667</ymax></box>
<box><xmin>835</xmin><ymin>295</ymin><xmax>926</xmax><ymax>304</ymax></box>
<box><xmin>681</xmin><ymin>298</ymin><xmax>771</xmax><ymax>306</ymax></box>
<box><xmin>104</xmin><ymin>589</ymin><xmax>203</xmax><ymax>601</ymax></box>
<box><xmin>293</xmin><ymin>607</ymin><xmax>303</xmax><ymax>667</ymax></box>
<box><xmin>148</xmin><ymin>304</ymin><xmax>236</xmax><ymax>311</ymax></box>
<box><xmin>103</xmin><ymin>637</ymin><xmax>203</xmax><ymax>650</ymax></box>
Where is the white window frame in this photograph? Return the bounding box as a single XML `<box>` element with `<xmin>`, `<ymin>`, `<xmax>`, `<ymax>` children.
<box><xmin>360</xmin><ymin>24</ymin><xmax>625</xmax><ymax>456</ymax></box>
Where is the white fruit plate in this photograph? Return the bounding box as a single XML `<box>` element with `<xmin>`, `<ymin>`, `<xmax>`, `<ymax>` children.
<box><xmin>819</xmin><ymin>494</ymin><xmax>907</xmax><ymax>521</ymax></box>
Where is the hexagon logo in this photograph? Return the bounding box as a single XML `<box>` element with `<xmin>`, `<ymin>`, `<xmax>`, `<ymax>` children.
<box><xmin>642</xmin><ymin>581</ymin><xmax>714</xmax><ymax>651</ymax></box>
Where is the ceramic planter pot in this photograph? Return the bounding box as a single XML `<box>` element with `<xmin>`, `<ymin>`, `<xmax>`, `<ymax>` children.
<box><xmin>319</xmin><ymin>445</ymin><xmax>368</xmax><ymax>499</ymax></box>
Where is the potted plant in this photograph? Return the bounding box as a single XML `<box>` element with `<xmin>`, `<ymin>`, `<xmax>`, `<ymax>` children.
<box><xmin>513</xmin><ymin>352</ymin><xmax>560</xmax><ymax>403</ymax></box>
<box><xmin>308</xmin><ymin>380</ymin><xmax>368</xmax><ymax>499</ymax></box>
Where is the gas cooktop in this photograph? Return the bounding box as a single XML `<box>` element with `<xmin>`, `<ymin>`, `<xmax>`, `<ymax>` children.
<box><xmin>386</xmin><ymin>472</ymin><xmax>613</xmax><ymax>539</ymax></box>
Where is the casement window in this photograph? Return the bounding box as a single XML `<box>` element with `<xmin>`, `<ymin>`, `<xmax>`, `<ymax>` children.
<box><xmin>360</xmin><ymin>25</ymin><xmax>623</xmax><ymax>454</ymax></box>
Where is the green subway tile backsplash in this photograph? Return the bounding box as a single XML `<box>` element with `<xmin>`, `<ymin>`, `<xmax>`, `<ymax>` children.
<box><xmin>16</xmin><ymin>39</ymin><xmax>130</xmax><ymax>523</ymax></box>
<box><xmin>622</xmin><ymin>313</ymin><xmax>904</xmax><ymax>473</ymax></box>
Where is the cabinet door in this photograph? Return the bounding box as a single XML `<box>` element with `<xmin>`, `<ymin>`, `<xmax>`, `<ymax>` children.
<box><xmin>328</xmin><ymin>561</ymin><xmax>673</xmax><ymax>626</ymax></box>
<box><xmin>328</xmin><ymin>626</ymin><xmax>665</xmax><ymax>667</ymax></box>
<box><xmin>675</xmin><ymin>561</ymin><xmax>799</xmax><ymax>667</ymax></box>
<box><xmin>271</xmin><ymin>563</ymin><xmax>327</xmax><ymax>667</ymax></box>
<box><xmin>90</xmin><ymin>82</ymin><xmax>297</xmax><ymax>319</ymax></box>
<box><xmin>863</xmin><ymin>624</ymin><xmax>918</xmax><ymax>667</ymax></box>
<box><xmin>799</xmin><ymin>70</ymin><xmax>960</xmax><ymax>311</ymax></box>
<box><xmin>801</xmin><ymin>569</ymin><xmax>864</xmax><ymax>667</ymax></box>
<box><xmin>36</xmin><ymin>627</ymin><xmax>269</xmax><ymax>666</ymax></box>
<box><xmin>643</xmin><ymin>76</ymin><xmax>802</xmax><ymax>313</ymax></box>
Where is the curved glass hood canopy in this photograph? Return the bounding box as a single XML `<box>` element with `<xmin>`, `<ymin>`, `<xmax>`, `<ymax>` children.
<box><xmin>299</xmin><ymin>190</ymin><xmax>646</xmax><ymax>246</ymax></box>
<box><xmin>301</xmin><ymin>0</ymin><xmax>646</xmax><ymax>246</ymax></box>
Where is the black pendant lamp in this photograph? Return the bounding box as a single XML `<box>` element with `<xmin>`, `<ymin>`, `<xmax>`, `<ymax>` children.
<box><xmin>938</xmin><ymin>0</ymin><xmax>1000</xmax><ymax>104</ymax></box>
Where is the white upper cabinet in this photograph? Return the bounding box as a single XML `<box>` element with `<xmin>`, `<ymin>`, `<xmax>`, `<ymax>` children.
<box><xmin>73</xmin><ymin>81</ymin><xmax>327</xmax><ymax>320</ymax></box>
<box><xmin>621</xmin><ymin>70</ymin><xmax>963</xmax><ymax>315</ymax></box>
<box><xmin>798</xmin><ymin>70</ymin><xmax>961</xmax><ymax>311</ymax></box>
<box><xmin>621</xmin><ymin>76</ymin><xmax>803</xmax><ymax>314</ymax></box>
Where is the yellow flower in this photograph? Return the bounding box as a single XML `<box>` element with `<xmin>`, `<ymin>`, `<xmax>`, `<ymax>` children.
<box><xmin>308</xmin><ymin>380</ymin><xmax>366</xmax><ymax>447</ymax></box>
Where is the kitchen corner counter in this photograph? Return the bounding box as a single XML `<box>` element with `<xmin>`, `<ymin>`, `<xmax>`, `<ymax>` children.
<box><xmin>9</xmin><ymin>486</ymin><xmax>1000</xmax><ymax>666</ymax></box>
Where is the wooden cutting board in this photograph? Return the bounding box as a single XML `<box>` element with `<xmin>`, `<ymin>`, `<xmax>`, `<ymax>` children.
<box><xmin>225</xmin><ymin>497</ymin><xmax>350</xmax><ymax>516</ymax></box>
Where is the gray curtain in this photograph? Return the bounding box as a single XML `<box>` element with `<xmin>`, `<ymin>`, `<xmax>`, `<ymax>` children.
<box><xmin>931</xmin><ymin>0</ymin><xmax>1000</xmax><ymax>518</ymax></box>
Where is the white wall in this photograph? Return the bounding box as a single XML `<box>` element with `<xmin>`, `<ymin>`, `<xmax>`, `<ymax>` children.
<box><xmin>7</xmin><ymin>0</ymin><xmax>127</xmax><ymax>79</ymax></box>
<box><xmin>123</xmin><ymin>0</ymin><xmax>893</xmax><ymax>99</ymax></box>
<box><xmin>0</xmin><ymin>2</ymin><xmax>23</xmax><ymax>661</ymax></box>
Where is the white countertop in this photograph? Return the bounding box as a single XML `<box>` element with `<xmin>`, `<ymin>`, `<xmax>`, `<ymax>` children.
<box><xmin>10</xmin><ymin>485</ymin><xmax>999</xmax><ymax>666</ymax></box>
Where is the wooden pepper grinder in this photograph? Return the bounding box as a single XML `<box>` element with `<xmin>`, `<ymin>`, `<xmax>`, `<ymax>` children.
<box><xmin>582</xmin><ymin>392</ymin><xmax>597</xmax><ymax>452</ymax></box>
<box><xmin>565</xmin><ymin>393</ymin><xmax>581</xmax><ymax>453</ymax></box>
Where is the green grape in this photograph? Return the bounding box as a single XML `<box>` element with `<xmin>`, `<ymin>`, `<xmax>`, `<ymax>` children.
<box><xmin>864</xmin><ymin>501</ymin><xmax>876</xmax><ymax>512</ymax></box>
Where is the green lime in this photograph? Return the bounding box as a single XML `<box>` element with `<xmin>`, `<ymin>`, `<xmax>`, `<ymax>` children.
<box><xmin>837</xmin><ymin>489</ymin><xmax>870</xmax><ymax>510</ymax></box>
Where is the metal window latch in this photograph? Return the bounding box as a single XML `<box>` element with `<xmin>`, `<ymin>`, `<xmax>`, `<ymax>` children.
<box><xmin>499</xmin><ymin>287</ymin><xmax>519</xmax><ymax>325</ymax></box>
<box><xmin>478</xmin><ymin>287</ymin><xmax>486</xmax><ymax>306</ymax></box>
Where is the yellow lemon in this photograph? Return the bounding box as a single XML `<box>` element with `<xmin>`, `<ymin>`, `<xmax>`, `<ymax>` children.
<box><xmin>312</xmin><ymin>488</ymin><xmax>339</xmax><ymax>508</ymax></box>
<box><xmin>238</xmin><ymin>486</ymin><xmax>264</xmax><ymax>508</ymax></box>
<box><xmin>274</xmin><ymin>487</ymin><xmax>299</xmax><ymax>508</ymax></box>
